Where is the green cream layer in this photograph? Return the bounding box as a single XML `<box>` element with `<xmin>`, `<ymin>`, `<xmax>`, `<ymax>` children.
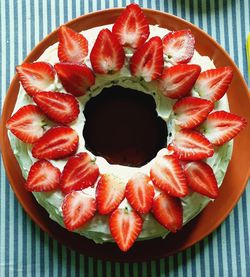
<box><xmin>8</xmin><ymin>24</ymin><xmax>233</xmax><ymax>243</ymax></box>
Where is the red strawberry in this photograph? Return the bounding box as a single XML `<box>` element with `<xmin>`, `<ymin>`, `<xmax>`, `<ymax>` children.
<box><xmin>58</xmin><ymin>25</ymin><xmax>88</xmax><ymax>64</ymax></box>
<box><xmin>55</xmin><ymin>63</ymin><xmax>95</xmax><ymax>96</ymax></box>
<box><xmin>112</xmin><ymin>3</ymin><xmax>149</xmax><ymax>49</ymax></box>
<box><xmin>184</xmin><ymin>161</ymin><xmax>219</xmax><ymax>198</ymax></box>
<box><xmin>60</xmin><ymin>152</ymin><xmax>99</xmax><ymax>194</ymax></box>
<box><xmin>125</xmin><ymin>172</ymin><xmax>154</xmax><ymax>214</ymax></box>
<box><xmin>62</xmin><ymin>191</ymin><xmax>96</xmax><ymax>231</ymax></box>
<box><xmin>130</xmin><ymin>36</ymin><xmax>164</xmax><ymax>82</ymax></box>
<box><xmin>25</xmin><ymin>160</ymin><xmax>60</xmax><ymax>192</ymax></box>
<box><xmin>201</xmin><ymin>111</ymin><xmax>247</xmax><ymax>146</ymax></box>
<box><xmin>152</xmin><ymin>193</ymin><xmax>183</xmax><ymax>233</ymax></box>
<box><xmin>159</xmin><ymin>64</ymin><xmax>201</xmax><ymax>99</ymax></box>
<box><xmin>109</xmin><ymin>208</ymin><xmax>143</xmax><ymax>252</ymax></box>
<box><xmin>162</xmin><ymin>29</ymin><xmax>195</xmax><ymax>64</ymax></box>
<box><xmin>150</xmin><ymin>155</ymin><xmax>188</xmax><ymax>197</ymax></box>
<box><xmin>90</xmin><ymin>29</ymin><xmax>125</xmax><ymax>74</ymax></box>
<box><xmin>96</xmin><ymin>174</ymin><xmax>125</xmax><ymax>215</ymax></box>
<box><xmin>16</xmin><ymin>62</ymin><xmax>55</xmax><ymax>96</ymax></box>
<box><xmin>32</xmin><ymin>126</ymin><xmax>79</xmax><ymax>160</ymax></box>
<box><xmin>194</xmin><ymin>67</ymin><xmax>233</xmax><ymax>102</ymax></box>
<box><xmin>173</xmin><ymin>96</ymin><xmax>214</xmax><ymax>129</ymax></box>
<box><xmin>6</xmin><ymin>105</ymin><xmax>46</xmax><ymax>144</ymax></box>
<box><xmin>168</xmin><ymin>130</ymin><xmax>214</xmax><ymax>160</ymax></box>
<box><xmin>33</xmin><ymin>91</ymin><xmax>80</xmax><ymax>124</ymax></box>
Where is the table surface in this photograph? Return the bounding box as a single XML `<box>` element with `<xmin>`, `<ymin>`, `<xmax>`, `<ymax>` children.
<box><xmin>0</xmin><ymin>0</ymin><xmax>249</xmax><ymax>276</ymax></box>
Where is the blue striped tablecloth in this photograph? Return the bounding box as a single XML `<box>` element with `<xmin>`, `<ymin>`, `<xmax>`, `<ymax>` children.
<box><xmin>0</xmin><ymin>0</ymin><xmax>249</xmax><ymax>276</ymax></box>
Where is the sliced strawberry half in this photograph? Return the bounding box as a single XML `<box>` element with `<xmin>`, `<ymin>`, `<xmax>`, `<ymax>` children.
<box><xmin>55</xmin><ymin>63</ymin><xmax>95</xmax><ymax>96</ymax></box>
<box><xmin>90</xmin><ymin>29</ymin><xmax>125</xmax><ymax>74</ymax></box>
<box><xmin>112</xmin><ymin>3</ymin><xmax>149</xmax><ymax>49</ymax></box>
<box><xmin>58</xmin><ymin>25</ymin><xmax>88</xmax><ymax>64</ymax></box>
<box><xmin>25</xmin><ymin>160</ymin><xmax>60</xmax><ymax>192</ymax></box>
<box><xmin>184</xmin><ymin>161</ymin><xmax>219</xmax><ymax>198</ymax></box>
<box><xmin>201</xmin><ymin>111</ymin><xmax>247</xmax><ymax>146</ymax></box>
<box><xmin>159</xmin><ymin>64</ymin><xmax>201</xmax><ymax>99</ymax></box>
<box><xmin>125</xmin><ymin>172</ymin><xmax>155</xmax><ymax>214</ymax></box>
<box><xmin>33</xmin><ymin>91</ymin><xmax>80</xmax><ymax>124</ymax></box>
<box><xmin>109</xmin><ymin>208</ymin><xmax>143</xmax><ymax>252</ymax></box>
<box><xmin>152</xmin><ymin>193</ymin><xmax>183</xmax><ymax>233</ymax></box>
<box><xmin>168</xmin><ymin>130</ymin><xmax>214</xmax><ymax>160</ymax></box>
<box><xmin>60</xmin><ymin>152</ymin><xmax>99</xmax><ymax>194</ymax></box>
<box><xmin>16</xmin><ymin>62</ymin><xmax>55</xmax><ymax>97</ymax></box>
<box><xmin>150</xmin><ymin>155</ymin><xmax>188</xmax><ymax>197</ymax></box>
<box><xmin>62</xmin><ymin>191</ymin><xmax>96</xmax><ymax>231</ymax></box>
<box><xmin>96</xmin><ymin>174</ymin><xmax>125</xmax><ymax>215</ymax></box>
<box><xmin>32</xmin><ymin>126</ymin><xmax>79</xmax><ymax>160</ymax></box>
<box><xmin>173</xmin><ymin>96</ymin><xmax>214</xmax><ymax>129</ymax></box>
<box><xmin>6</xmin><ymin>104</ymin><xmax>46</xmax><ymax>144</ymax></box>
<box><xmin>194</xmin><ymin>67</ymin><xmax>233</xmax><ymax>102</ymax></box>
<box><xmin>162</xmin><ymin>29</ymin><xmax>195</xmax><ymax>64</ymax></box>
<box><xmin>130</xmin><ymin>36</ymin><xmax>164</xmax><ymax>82</ymax></box>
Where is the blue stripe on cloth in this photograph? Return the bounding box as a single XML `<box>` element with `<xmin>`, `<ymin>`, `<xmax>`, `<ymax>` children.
<box><xmin>80</xmin><ymin>0</ymin><xmax>84</xmax><ymax>15</ymax></box>
<box><xmin>181</xmin><ymin>250</ymin><xmax>188</xmax><ymax>277</ymax></box>
<box><xmin>242</xmin><ymin>193</ymin><xmax>250</xmax><ymax>276</ymax></box>
<box><xmin>48</xmin><ymin>238</ymin><xmax>53</xmax><ymax>276</ymax></box>
<box><xmin>223</xmin><ymin>0</ymin><xmax>231</xmax><ymax>53</ymax></box>
<box><xmin>66</xmin><ymin>248</ymin><xmax>71</xmax><ymax>276</ymax></box>
<box><xmin>199</xmin><ymin>240</ymin><xmax>206</xmax><ymax>276</ymax></box>
<box><xmin>72</xmin><ymin>0</ymin><xmax>76</xmax><ymax>19</ymax></box>
<box><xmin>38</xmin><ymin>0</ymin><xmax>43</xmax><ymax>40</ymax></box>
<box><xmin>93</xmin><ymin>257</ymin><xmax>98</xmax><ymax>276</ymax></box>
<box><xmin>57</xmin><ymin>243</ymin><xmax>62</xmax><ymax>276</ymax></box>
<box><xmin>31</xmin><ymin>222</ymin><xmax>36</xmax><ymax>275</ymax></box>
<box><xmin>22</xmin><ymin>212</ymin><xmax>27</xmax><ymax>276</ymax></box>
<box><xmin>64</xmin><ymin>0</ymin><xmax>69</xmax><ymax>23</ymax></box>
<box><xmin>214</xmin><ymin>0</ymin><xmax>221</xmax><ymax>43</ymax></box>
<box><xmin>225</xmin><ymin>219</ymin><xmax>233</xmax><ymax>276</ymax></box>
<box><xmin>0</xmin><ymin>0</ymin><xmax>250</xmax><ymax>276</ymax></box>
<box><xmin>55</xmin><ymin>0</ymin><xmax>60</xmax><ymax>27</ymax></box>
<box><xmin>147</xmin><ymin>0</ymin><xmax>152</xmax><ymax>9</ymax></box>
<box><xmin>189</xmin><ymin>0</ymin><xmax>194</xmax><ymax>24</ymax></box>
<box><xmin>233</xmin><ymin>207</ymin><xmax>242</xmax><ymax>275</ymax></box>
<box><xmin>216</xmin><ymin>227</ymin><xmax>224</xmax><ymax>276</ymax></box>
<box><xmin>191</xmin><ymin>245</ymin><xmax>197</xmax><ymax>276</ymax></box>
<box><xmin>40</xmin><ymin>231</ymin><xmax>45</xmax><ymax>275</ymax></box>
<box><xmin>208</xmin><ymin>236</ymin><xmax>215</xmax><ymax>276</ymax></box>
<box><xmin>240</xmin><ymin>0</ymin><xmax>248</xmax><ymax>81</ymax></box>
<box><xmin>155</xmin><ymin>0</ymin><xmax>160</xmax><ymax>10</ymax></box>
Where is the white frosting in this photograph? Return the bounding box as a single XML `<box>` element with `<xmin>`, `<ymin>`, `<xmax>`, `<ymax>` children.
<box><xmin>8</xmin><ymin>24</ymin><xmax>233</xmax><ymax>243</ymax></box>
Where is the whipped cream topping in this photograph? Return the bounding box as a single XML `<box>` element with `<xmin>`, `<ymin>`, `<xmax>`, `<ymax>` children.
<box><xmin>8</xmin><ymin>24</ymin><xmax>233</xmax><ymax>243</ymax></box>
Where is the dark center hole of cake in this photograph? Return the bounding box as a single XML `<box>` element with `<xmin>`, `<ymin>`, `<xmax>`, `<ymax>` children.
<box><xmin>83</xmin><ymin>86</ymin><xmax>168</xmax><ymax>167</ymax></box>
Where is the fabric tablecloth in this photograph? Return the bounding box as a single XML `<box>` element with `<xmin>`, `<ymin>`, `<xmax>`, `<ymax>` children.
<box><xmin>0</xmin><ymin>0</ymin><xmax>249</xmax><ymax>276</ymax></box>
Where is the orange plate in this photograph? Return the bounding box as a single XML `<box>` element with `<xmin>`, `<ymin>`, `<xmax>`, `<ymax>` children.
<box><xmin>0</xmin><ymin>8</ymin><xmax>250</xmax><ymax>262</ymax></box>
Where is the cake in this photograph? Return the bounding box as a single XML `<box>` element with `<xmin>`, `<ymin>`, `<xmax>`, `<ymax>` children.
<box><xmin>6</xmin><ymin>4</ymin><xmax>247</xmax><ymax>252</ymax></box>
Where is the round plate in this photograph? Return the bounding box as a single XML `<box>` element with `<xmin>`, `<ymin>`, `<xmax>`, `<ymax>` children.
<box><xmin>1</xmin><ymin>8</ymin><xmax>250</xmax><ymax>262</ymax></box>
